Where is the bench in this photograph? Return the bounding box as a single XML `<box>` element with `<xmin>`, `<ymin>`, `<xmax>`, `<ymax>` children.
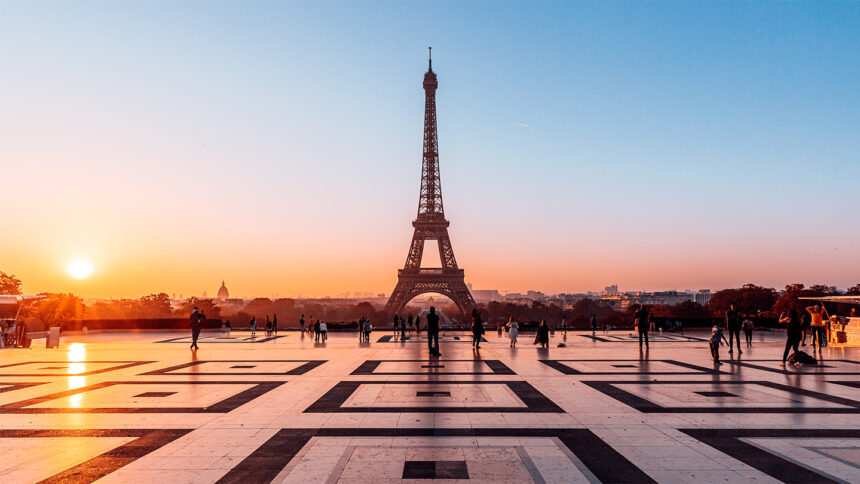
<box><xmin>26</xmin><ymin>327</ymin><xmax>61</xmax><ymax>348</ymax></box>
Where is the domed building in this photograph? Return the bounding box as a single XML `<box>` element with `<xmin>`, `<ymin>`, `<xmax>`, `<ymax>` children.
<box><xmin>217</xmin><ymin>280</ymin><xmax>230</xmax><ymax>300</ymax></box>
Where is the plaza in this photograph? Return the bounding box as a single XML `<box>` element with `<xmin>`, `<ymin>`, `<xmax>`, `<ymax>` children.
<box><xmin>1</xmin><ymin>330</ymin><xmax>859</xmax><ymax>483</ymax></box>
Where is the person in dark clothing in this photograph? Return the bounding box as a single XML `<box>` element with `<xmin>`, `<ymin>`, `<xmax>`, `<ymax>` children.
<box><xmin>780</xmin><ymin>309</ymin><xmax>802</xmax><ymax>364</ymax></box>
<box><xmin>272</xmin><ymin>314</ymin><xmax>278</xmax><ymax>335</ymax></box>
<box><xmin>189</xmin><ymin>306</ymin><xmax>205</xmax><ymax>350</ymax></box>
<box><xmin>633</xmin><ymin>305</ymin><xmax>649</xmax><ymax>348</ymax></box>
<box><xmin>591</xmin><ymin>314</ymin><xmax>598</xmax><ymax>336</ymax></box>
<box><xmin>800</xmin><ymin>311</ymin><xmax>811</xmax><ymax>346</ymax></box>
<box><xmin>471</xmin><ymin>309</ymin><xmax>484</xmax><ymax>349</ymax></box>
<box><xmin>313</xmin><ymin>320</ymin><xmax>320</xmax><ymax>343</ymax></box>
<box><xmin>407</xmin><ymin>314</ymin><xmax>414</xmax><ymax>334</ymax></box>
<box><xmin>534</xmin><ymin>320</ymin><xmax>550</xmax><ymax>348</ymax></box>
<box><xmin>415</xmin><ymin>315</ymin><xmax>421</xmax><ymax>335</ymax></box>
<box><xmin>426</xmin><ymin>307</ymin><xmax>441</xmax><ymax>356</ymax></box>
<box><xmin>725</xmin><ymin>303</ymin><xmax>742</xmax><ymax>354</ymax></box>
<box><xmin>300</xmin><ymin>314</ymin><xmax>305</xmax><ymax>333</ymax></box>
<box><xmin>393</xmin><ymin>314</ymin><xmax>399</xmax><ymax>337</ymax></box>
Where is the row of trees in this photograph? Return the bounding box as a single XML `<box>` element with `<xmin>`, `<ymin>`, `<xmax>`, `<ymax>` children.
<box><xmin>3</xmin><ymin>270</ymin><xmax>858</xmax><ymax>329</ymax></box>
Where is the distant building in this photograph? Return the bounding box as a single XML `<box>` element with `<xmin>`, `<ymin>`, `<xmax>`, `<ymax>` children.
<box><xmin>471</xmin><ymin>289</ymin><xmax>502</xmax><ymax>302</ymax></box>
<box><xmin>601</xmin><ymin>291</ymin><xmax>695</xmax><ymax>310</ymax></box>
<box><xmin>217</xmin><ymin>280</ymin><xmax>230</xmax><ymax>300</ymax></box>
<box><xmin>695</xmin><ymin>289</ymin><xmax>712</xmax><ymax>306</ymax></box>
<box><xmin>604</xmin><ymin>284</ymin><xmax>619</xmax><ymax>295</ymax></box>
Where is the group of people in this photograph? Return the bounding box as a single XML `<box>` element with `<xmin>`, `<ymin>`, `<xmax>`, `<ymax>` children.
<box><xmin>189</xmin><ymin>301</ymin><xmax>844</xmax><ymax>368</ymax></box>
<box><xmin>392</xmin><ymin>313</ymin><xmax>421</xmax><ymax>341</ymax></box>
<box><xmin>358</xmin><ymin>317</ymin><xmax>372</xmax><ymax>343</ymax></box>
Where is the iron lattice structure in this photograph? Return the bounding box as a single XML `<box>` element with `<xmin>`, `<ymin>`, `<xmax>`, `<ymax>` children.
<box><xmin>384</xmin><ymin>50</ymin><xmax>476</xmax><ymax>319</ymax></box>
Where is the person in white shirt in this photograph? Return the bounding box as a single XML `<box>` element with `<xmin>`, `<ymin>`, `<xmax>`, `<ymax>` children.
<box><xmin>506</xmin><ymin>317</ymin><xmax>519</xmax><ymax>348</ymax></box>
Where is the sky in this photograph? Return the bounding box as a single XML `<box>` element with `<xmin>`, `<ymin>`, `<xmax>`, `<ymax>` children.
<box><xmin>1</xmin><ymin>1</ymin><xmax>859</xmax><ymax>299</ymax></box>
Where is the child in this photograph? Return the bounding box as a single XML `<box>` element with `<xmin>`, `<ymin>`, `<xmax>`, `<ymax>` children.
<box><xmin>710</xmin><ymin>322</ymin><xmax>729</xmax><ymax>365</ymax></box>
<box><xmin>742</xmin><ymin>317</ymin><xmax>754</xmax><ymax>347</ymax></box>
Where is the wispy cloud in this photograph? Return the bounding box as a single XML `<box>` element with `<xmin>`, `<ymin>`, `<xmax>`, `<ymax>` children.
<box><xmin>515</xmin><ymin>122</ymin><xmax>531</xmax><ymax>128</ymax></box>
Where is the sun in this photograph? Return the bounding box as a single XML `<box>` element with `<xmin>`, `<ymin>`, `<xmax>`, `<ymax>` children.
<box><xmin>67</xmin><ymin>260</ymin><xmax>94</xmax><ymax>279</ymax></box>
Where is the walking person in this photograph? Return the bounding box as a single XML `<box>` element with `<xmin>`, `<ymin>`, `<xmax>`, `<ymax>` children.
<box><xmin>407</xmin><ymin>314</ymin><xmax>414</xmax><ymax>335</ymax></box>
<box><xmin>506</xmin><ymin>317</ymin><xmax>519</xmax><ymax>348</ymax></box>
<box><xmin>363</xmin><ymin>318</ymin><xmax>372</xmax><ymax>343</ymax></box>
<box><xmin>189</xmin><ymin>306</ymin><xmax>205</xmax><ymax>350</ymax></box>
<box><xmin>806</xmin><ymin>304</ymin><xmax>827</xmax><ymax>350</ymax></box>
<box><xmin>313</xmin><ymin>320</ymin><xmax>320</xmax><ymax>343</ymax></box>
<box><xmin>709</xmin><ymin>320</ymin><xmax>729</xmax><ymax>365</ymax></box>
<box><xmin>633</xmin><ymin>304</ymin><xmax>649</xmax><ymax>349</ymax></box>
<box><xmin>272</xmin><ymin>314</ymin><xmax>278</xmax><ymax>335</ymax></box>
<box><xmin>319</xmin><ymin>320</ymin><xmax>328</xmax><ymax>342</ymax></box>
<box><xmin>393</xmin><ymin>314</ymin><xmax>399</xmax><ymax>338</ymax></box>
<box><xmin>400</xmin><ymin>316</ymin><xmax>407</xmax><ymax>340</ymax></box>
<box><xmin>534</xmin><ymin>320</ymin><xmax>550</xmax><ymax>349</ymax></box>
<box><xmin>471</xmin><ymin>309</ymin><xmax>485</xmax><ymax>349</ymax></box>
<box><xmin>300</xmin><ymin>314</ymin><xmax>305</xmax><ymax>334</ymax></box>
<box><xmin>249</xmin><ymin>316</ymin><xmax>257</xmax><ymax>338</ymax></box>
<box><xmin>426</xmin><ymin>307</ymin><xmax>441</xmax><ymax>356</ymax></box>
<box><xmin>415</xmin><ymin>315</ymin><xmax>421</xmax><ymax>335</ymax></box>
<box><xmin>780</xmin><ymin>309</ymin><xmax>802</xmax><ymax>364</ymax></box>
<box><xmin>591</xmin><ymin>314</ymin><xmax>598</xmax><ymax>336</ymax></box>
<box><xmin>726</xmin><ymin>303</ymin><xmax>742</xmax><ymax>354</ymax></box>
<box><xmin>742</xmin><ymin>315</ymin><xmax>754</xmax><ymax>347</ymax></box>
<box><xmin>265</xmin><ymin>317</ymin><xmax>272</xmax><ymax>336</ymax></box>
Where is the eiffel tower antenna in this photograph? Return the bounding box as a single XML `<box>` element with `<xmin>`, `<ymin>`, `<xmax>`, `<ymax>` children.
<box><xmin>384</xmin><ymin>51</ymin><xmax>476</xmax><ymax>319</ymax></box>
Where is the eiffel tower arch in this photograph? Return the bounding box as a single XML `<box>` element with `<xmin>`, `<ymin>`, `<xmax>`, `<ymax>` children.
<box><xmin>384</xmin><ymin>49</ymin><xmax>476</xmax><ymax>319</ymax></box>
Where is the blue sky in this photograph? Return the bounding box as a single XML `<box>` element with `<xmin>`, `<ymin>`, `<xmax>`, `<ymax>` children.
<box><xmin>1</xmin><ymin>1</ymin><xmax>858</xmax><ymax>297</ymax></box>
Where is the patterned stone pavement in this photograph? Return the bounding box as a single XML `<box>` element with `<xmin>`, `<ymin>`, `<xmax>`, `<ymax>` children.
<box><xmin>1</xmin><ymin>329</ymin><xmax>859</xmax><ymax>483</ymax></box>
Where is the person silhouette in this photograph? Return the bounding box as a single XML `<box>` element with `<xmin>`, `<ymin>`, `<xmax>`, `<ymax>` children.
<box><xmin>426</xmin><ymin>307</ymin><xmax>441</xmax><ymax>356</ymax></box>
<box><xmin>189</xmin><ymin>306</ymin><xmax>205</xmax><ymax>350</ymax></box>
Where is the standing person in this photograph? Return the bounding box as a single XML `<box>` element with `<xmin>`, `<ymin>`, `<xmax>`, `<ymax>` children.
<box><xmin>806</xmin><ymin>304</ymin><xmax>827</xmax><ymax>350</ymax></box>
<box><xmin>534</xmin><ymin>320</ymin><xmax>550</xmax><ymax>348</ymax></box>
<box><xmin>272</xmin><ymin>314</ymin><xmax>278</xmax><ymax>335</ymax></box>
<box><xmin>415</xmin><ymin>315</ymin><xmax>421</xmax><ymax>335</ymax></box>
<box><xmin>709</xmin><ymin>321</ymin><xmax>729</xmax><ymax>365</ymax></box>
<box><xmin>506</xmin><ymin>317</ymin><xmax>519</xmax><ymax>348</ymax></box>
<box><xmin>426</xmin><ymin>307</ymin><xmax>441</xmax><ymax>356</ymax></box>
<box><xmin>364</xmin><ymin>318</ymin><xmax>372</xmax><ymax>343</ymax></box>
<box><xmin>591</xmin><ymin>314</ymin><xmax>598</xmax><ymax>336</ymax></box>
<box><xmin>320</xmin><ymin>320</ymin><xmax>328</xmax><ymax>342</ymax></box>
<box><xmin>250</xmin><ymin>316</ymin><xmax>257</xmax><ymax>338</ymax></box>
<box><xmin>393</xmin><ymin>314</ymin><xmax>399</xmax><ymax>338</ymax></box>
<box><xmin>189</xmin><ymin>306</ymin><xmax>205</xmax><ymax>350</ymax></box>
<box><xmin>471</xmin><ymin>309</ymin><xmax>485</xmax><ymax>349</ymax></box>
<box><xmin>726</xmin><ymin>303</ymin><xmax>742</xmax><ymax>354</ymax></box>
<box><xmin>780</xmin><ymin>309</ymin><xmax>802</xmax><ymax>364</ymax></box>
<box><xmin>562</xmin><ymin>317</ymin><xmax>567</xmax><ymax>334</ymax></box>
<box><xmin>633</xmin><ymin>305</ymin><xmax>649</xmax><ymax>349</ymax></box>
<box><xmin>313</xmin><ymin>320</ymin><xmax>320</xmax><ymax>343</ymax></box>
<box><xmin>400</xmin><ymin>317</ymin><xmax>407</xmax><ymax>340</ymax></box>
<box><xmin>407</xmin><ymin>314</ymin><xmax>414</xmax><ymax>335</ymax></box>
<box><xmin>265</xmin><ymin>317</ymin><xmax>273</xmax><ymax>336</ymax></box>
<box><xmin>742</xmin><ymin>315</ymin><xmax>755</xmax><ymax>347</ymax></box>
<box><xmin>300</xmin><ymin>314</ymin><xmax>305</xmax><ymax>334</ymax></box>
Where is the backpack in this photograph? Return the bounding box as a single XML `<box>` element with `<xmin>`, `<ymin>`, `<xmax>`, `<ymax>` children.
<box><xmin>788</xmin><ymin>350</ymin><xmax>817</xmax><ymax>365</ymax></box>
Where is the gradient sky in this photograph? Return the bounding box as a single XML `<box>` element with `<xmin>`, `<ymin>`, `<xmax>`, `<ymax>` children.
<box><xmin>2</xmin><ymin>1</ymin><xmax>859</xmax><ymax>299</ymax></box>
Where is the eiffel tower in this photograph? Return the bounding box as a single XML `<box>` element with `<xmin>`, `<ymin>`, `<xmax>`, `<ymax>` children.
<box><xmin>384</xmin><ymin>49</ymin><xmax>476</xmax><ymax>319</ymax></box>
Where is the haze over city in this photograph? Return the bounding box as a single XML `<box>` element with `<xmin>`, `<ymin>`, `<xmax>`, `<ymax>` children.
<box><xmin>3</xmin><ymin>2</ymin><xmax>858</xmax><ymax>298</ymax></box>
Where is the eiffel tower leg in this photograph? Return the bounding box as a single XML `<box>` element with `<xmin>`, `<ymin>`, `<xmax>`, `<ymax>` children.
<box><xmin>384</xmin><ymin>280</ymin><xmax>412</xmax><ymax>316</ymax></box>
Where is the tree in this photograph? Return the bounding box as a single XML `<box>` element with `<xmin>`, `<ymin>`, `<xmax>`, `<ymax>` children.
<box><xmin>27</xmin><ymin>293</ymin><xmax>85</xmax><ymax>329</ymax></box>
<box><xmin>0</xmin><ymin>272</ymin><xmax>22</xmax><ymax>295</ymax></box>
<box><xmin>139</xmin><ymin>293</ymin><xmax>173</xmax><ymax>318</ymax></box>
<box><xmin>650</xmin><ymin>300</ymin><xmax>710</xmax><ymax>319</ymax></box>
<box><xmin>706</xmin><ymin>284</ymin><xmax>777</xmax><ymax>315</ymax></box>
<box><xmin>773</xmin><ymin>283</ymin><xmax>842</xmax><ymax>316</ymax></box>
<box><xmin>176</xmin><ymin>298</ymin><xmax>221</xmax><ymax>319</ymax></box>
<box><xmin>244</xmin><ymin>297</ymin><xmax>273</xmax><ymax>317</ymax></box>
<box><xmin>847</xmin><ymin>284</ymin><xmax>860</xmax><ymax>296</ymax></box>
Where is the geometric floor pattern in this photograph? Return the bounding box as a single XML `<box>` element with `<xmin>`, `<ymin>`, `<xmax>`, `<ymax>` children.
<box><xmin>1</xmin><ymin>330</ymin><xmax>859</xmax><ymax>483</ymax></box>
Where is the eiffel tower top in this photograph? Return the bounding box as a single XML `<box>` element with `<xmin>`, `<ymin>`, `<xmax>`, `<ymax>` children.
<box><xmin>417</xmin><ymin>47</ymin><xmax>444</xmax><ymax>221</ymax></box>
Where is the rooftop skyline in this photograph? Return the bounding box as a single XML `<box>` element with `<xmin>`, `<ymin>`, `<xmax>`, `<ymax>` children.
<box><xmin>2</xmin><ymin>2</ymin><xmax>859</xmax><ymax>298</ymax></box>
